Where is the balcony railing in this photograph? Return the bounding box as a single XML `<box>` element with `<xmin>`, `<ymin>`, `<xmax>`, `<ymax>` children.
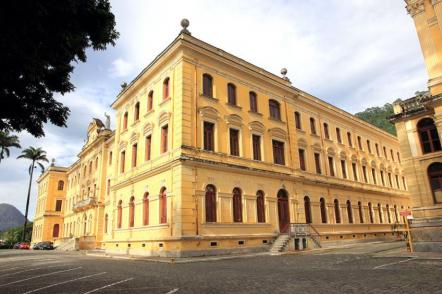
<box><xmin>73</xmin><ymin>197</ymin><xmax>97</xmax><ymax>212</ymax></box>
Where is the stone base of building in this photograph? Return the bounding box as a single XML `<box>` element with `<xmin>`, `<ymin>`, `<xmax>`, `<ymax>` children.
<box><xmin>411</xmin><ymin>217</ymin><xmax>442</xmax><ymax>252</ymax></box>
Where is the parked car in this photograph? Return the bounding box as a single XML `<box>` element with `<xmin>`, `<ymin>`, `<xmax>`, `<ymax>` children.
<box><xmin>32</xmin><ymin>241</ymin><xmax>54</xmax><ymax>250</ymax></box>
<box><xmin>13</xmin><ymin>242</ymin><xmax>30</xmax><ymax>249</ymax></box>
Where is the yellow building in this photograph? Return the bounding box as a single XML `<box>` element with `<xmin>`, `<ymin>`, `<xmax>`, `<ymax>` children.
<box><xmin>32</xmin><ymin>20</ymin><xmax>409</xmax><ymax>257</ymax></box>
<box><xmin>389</xmin><ymin>0</ymin><xmax>442</xmax><ymax>251</ymax></box>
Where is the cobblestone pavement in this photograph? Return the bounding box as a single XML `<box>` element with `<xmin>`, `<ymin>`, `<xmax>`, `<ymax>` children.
<box><xmin>0</xmin><ymin>242</ymin><xmax>441</xmax><ymax>294</ymax></box>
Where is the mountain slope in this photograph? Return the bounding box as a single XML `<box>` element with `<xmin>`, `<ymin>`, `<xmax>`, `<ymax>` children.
<box><xmin>0</xmin><ymin>203</ymin><xmax>25</xmax><ymax>232</ymax></box>
<box><xmin>355</xmin><ymin>103</ymin><xmax>396</xmax><ymax>136</ymax></box>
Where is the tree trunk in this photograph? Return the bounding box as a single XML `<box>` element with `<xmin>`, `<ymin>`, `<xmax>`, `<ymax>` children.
<box><xmin>22</xmin><ymin>161</ymin><xmax>34</xmax><ymax>242</ymax></box>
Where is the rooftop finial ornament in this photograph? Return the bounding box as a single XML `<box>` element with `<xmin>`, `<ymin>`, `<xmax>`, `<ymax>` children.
<box><xmin>281</xmin><ymin>68</ymin><xmax>290</xmax><ymax>82</ymax></box>
<box><xmin>51</xmin><ymin>158</ymin><xmax>55</xmax><ymax>167</ymax></box>
<box><xmin>180</xmin><ymin>18</ymin><xmax>191</xmax><ymax>35</ymax></box>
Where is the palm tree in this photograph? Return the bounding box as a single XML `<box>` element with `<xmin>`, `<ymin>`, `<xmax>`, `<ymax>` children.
<box><xmin>18</xmin><ymin>147</ymin><xmax>48</xmax><ymax>241</ymax></box>
<box><xmin>0</xmin><ymin>131</ymin><xmax>21</xmax><ymax>163</ymax></box>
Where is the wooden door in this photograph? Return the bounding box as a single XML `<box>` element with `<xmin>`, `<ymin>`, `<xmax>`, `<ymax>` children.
<box><xmin>278</xmin><ymin>193</ymin><xmax>289</xmax><ymax>233</ymax></box>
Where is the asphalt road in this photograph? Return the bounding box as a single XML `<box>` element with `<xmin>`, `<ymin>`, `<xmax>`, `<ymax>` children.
<box><xmin>0</xmin><ymin>242</ymin><xmax>441</xmax><ymax>294</ymax></box>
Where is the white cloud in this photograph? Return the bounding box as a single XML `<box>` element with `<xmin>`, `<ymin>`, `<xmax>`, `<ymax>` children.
<box><xmin>109</xmin><ymin>58</ymin><xmax>134</xmax><ymax>78</ymax></box>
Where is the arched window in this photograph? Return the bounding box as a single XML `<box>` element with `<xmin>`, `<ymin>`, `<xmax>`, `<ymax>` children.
<box><xmin>134</xmin><ymin>102</ymin><xmax>140</xmax><ymax>121</ymax></box>
<box><xmin>249</xmin><ymin>91</ymin><xmax>258</xmax><ymax>113</ymax></box>
<box><xmin>269</xmin><ymin>99</ymin><xmax>281</xmax><ymax>120</ymax></box>
<box><xmin>202</xmin><ymin>74</ymin><xmax>213</xmax><ymax>97</ymax></box>
<box><xmin>418</xmin><ymin>118</ymin><xmax>441</xmax><ymax>154</ymax></box>
<box><xmin>320</xmin><ymin>198</ymin><xmax>327</xmax><ymax>224</ymax></box>
<box><xmin>368</xmin><ymin>202</ymin><xmax>374</xmax><ymax>223</ymax></box>
<box><xmin>129</xmin><ymin>196</ymin><xmax>135</xmax><ymax>227</ymax></box>
<box><xmin>205</xmin><ymin>185</ymin><xmax>217</xmax><ymax>222</ymax></box>
<box><xmin>123</xmin><ymin>112</ymin><xmax>128</xmax><ymax>130</ymax></box>
<box><xmin>310</xmin><ymin>117</ymin><xmax>316</xmax><ymax>135</ymax></box>
<box><xmin>256</xmin><ymin>190</ymin><xmax>265</xmax><ymax>223</ymax></box>
<box><xmin>163</xmin><ymin>77</ymin><xmax>170</xmax><ymax>100</ymax></box>
<box><xmin>232</xmin><ymin>188</ymin><xmax>242</xmax><ymax>222</ymax></box>
<box><xmin>358</xmin><ymin>201</ymin><xmax>364</xmax><ymax>223</ymax></box>
<box><xmin>57</xmin><ymin>180</ymin><xmax>64</xmax><ymax>191</ymax></box>
<box><xmin>147</xmin><ymin>90</ymin><xmax>153</xmax><ymax>111</ymax></box>
<box><xmin>295</xmin><ymin>111</ymin><xmax>302</xmax><ymax>129</ymax></box>
<box><xmin>52</xmin><ymin>224</ymin><xmax>59</xmax><ymax>238</ymax></box>
<box><xmin>334</xmin><ymin>199</ymin><xmax>341</xmax><ymax>224</ymax></box>
<box><xmin>159</xmin><ymin>187</ymin><xmax>167</xmax><ymax>224</ymax></box>
<box><xmin>304</xmin><ymin>196</ymin><xmax>312</xmax><ymax>224</ymax></box>
<box><xmin>117</xmin><ymin>200</ymin><xmax>122</xmax><ymax>228</ymax></box>
<box><xmin>386</xmin><ymin>204</ymin><xmax>392</xmax><ymax>223</ymax></box>
<box><xmin>428</xmin><ymin>162</ymin><xmax>442</xmax><ymax>203</ymax></box>
<box><xmin>227</xmin><ymin>83</ymin><xmax>237</xmax><ymax>105</ymax></box>
<box><xmin>143</xmin><ymin>192</ymin><xmax>149</xmax><ymax>226</ymax></box>
<box><xmin>346</xmin><ymin>200</ymin><xmax>353</xmax><ymax>224</ymax></box>
<box><xmin>104</xmin><ymin>214</ymin><xmax>108</xmax><ymax>233</ymax></box>
<box><xmin>378</xmin><ymin>203</ymin><xmax>383</xmax><ymax>223</ymax></box>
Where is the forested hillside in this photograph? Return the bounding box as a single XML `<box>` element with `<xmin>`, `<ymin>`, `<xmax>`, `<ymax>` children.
<box><xmin>355</xmin><ymin>103</ymin><xmax>396</xmax><ymax>136</ymax></box>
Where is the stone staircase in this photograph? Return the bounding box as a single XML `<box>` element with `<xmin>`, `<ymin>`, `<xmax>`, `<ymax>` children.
<box><xmin>270</xmin><ymin>234</ymin><xmax>290</xmax><ymax>255</ymax></box>
<box><xmin>55</xmin><ymin>237</ymin><xmax>78</xmax><ymax>251</ymax></box>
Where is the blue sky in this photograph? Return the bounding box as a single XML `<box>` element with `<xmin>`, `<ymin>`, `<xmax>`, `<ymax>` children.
<box><xmin>0</xmin><ymin>0</ymin><xmax>427</xmax><ymax>219</ymax></box>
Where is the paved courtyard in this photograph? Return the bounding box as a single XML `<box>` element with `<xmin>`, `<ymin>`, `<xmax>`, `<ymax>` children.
<box><xmin>0</xmin><ymin>242</ymin><xmax>441</xmax><ymax>293</ymax></box>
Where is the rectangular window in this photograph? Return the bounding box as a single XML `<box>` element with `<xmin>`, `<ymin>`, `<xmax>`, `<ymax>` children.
<box><xmin>314</xmin><ymin>153</ymin><xmax>321</xmax><ymax>174</ymax></box>
<box><xmin>203</xmin><ymin>122</ymin><xmax>215</xmax><ymax>151</ymax></box>
<box><xmin>341</xmin><ymin>160</ymin><xmax>347</xmax><ymax>179</ymax></box>
<box><xmin>402</xmin><ymin>176</ymin><xmax>407</xmax><ymax>190</ymax></box>
<box><xmin>367</xmin><ymin>140</ymin><xmax>371</xmax><ymax>153</ymax></box>
<box><xmin>362</xmin><ymin>166</ymin><xmax>368</xmax><ymax>183</ymax></box>
<box><xmin>397</xmin><ymin>152</ymin><xmax>401</xmax><ymax>163</ymax></box>
<box><xmin>328</xmin><ymin>156</ymin><xmax>335</xmax><ymax>176</ymax></box>
<box><xmin>55</xmin><ymin>200</ymin><xmax>62</xmax><ymax>212</ymax></box>
<box><xmin>145</xmin><ymin>135</ymin><xmax>151</xmax><ymax>161</ymax></box>
<box><xmin>324</xmin><ymin>123</ymin><xmax>330</xmax><ymax>139</ymax></box>
<box><xmin>250</xmin><ymin>92</ymin><xmax>258</xmax><ymax>113</ymax></box>
<box><xmin>372</xmin><ymin>168</ymin><xmax>377</xmax><ymax>185</ymax></box>
<box><xmin>107</xmin><ymin>179</ymin><xmax>110</xmax><ymax>195</ymax></box>
<box><xmin>120</xmin><ymin>151</ymin><xmax>125</xmax><ymax>173</ymax></box>
<box><xmin>252</xmin><ymin>135</ymin><xmax>261</xmax><ymax>161</ymax></box>
<box><xmin>375</xmin><ymin>143</ymin><xmax>380</xmax><ymax>156</ymax></box>
<box><xmin>295</xmin><ymin>112</ymin><xmax>302</xmax><ymax>129</ymax></box>
<box><xmin>388</xmin><ymin>173</ymin><xmax>393</xmax><ymax>187</ymax></box>
<box><xmin>299</xmin><ymin>149</ymin><xmax>306</xmax><ymax>171</ymax></box>
<box><xmin>347</xmin><ymin>132</ymin><xmax>353</xmax><ymax>147</ymax></box>
<box><xmin>132</xmin><ymin>143</ymin><xmax>137</xmax><ymax>168</ymax></box>
<box><xmin>395</xmin><ymin>174</ymin><xmax>400</xmax><ymax>189</ymax></box>
<box><xmin>229</xmin><ymin>128</ymin><xmax>240</xmax><ymax>156</ymax></box>
<box><xmin>352</xmin><ymin>162</ymin><xmax>358</xmax><ymax>181</ymax></box>
<box><xmin>357</xmin><ymin>136</ymin><xmax>362</xmax><ymax>150</ymax></box>
<box><xmin>390</xmin><ymin>149</ymin><xmax>395</xmax><ymax>162</ymax></box>
<box><xmin>272</xmin><ymin>140</ymin><xmax>285</xmax><ymax>165</ymax></box>
<box><xmin>383</xmin><ymin>146</ymin><xmax>387</xmax><ymax>158</ymax></box>
<box><xmin>336</xmin><ymin>128</ymin><xmax>342</xmax><ymax>143</ymax></box>
<box><xmin>310</xmin><ymin>118</ymin><xmax>316</xmax><ymax>135</ymax></box>
<box><xmin>109</xmin><ymin>151</ymin><xmax>112</xmax><ymax>165</ymax></box>
<box><xmin>161</xmin><ymin>125</ymin><xmax>168</xmax><ymax>153</ymax></box>
<box><xmin>381</xmin><ymin>170</ymin><xmax>385</xmax><ymax>186</ymax></box>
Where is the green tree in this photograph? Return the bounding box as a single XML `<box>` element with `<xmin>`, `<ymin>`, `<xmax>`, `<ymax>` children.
<box><xmin>355</xmin><ymin>103</ymin><xmax>396</xmax><ymax>136</ymax></box>
<box><xmin>17</xmin><ymin>147</ymin><xmax>48</xmax><ymax>241</ymax></box>
<box><xmin>0</xmin><ymin>131</ymin><xmax>21</xmax><ymax>163</ymax></box>
<box><xmin>1</xmin><ymin>223</ymin><xmax>33</xmax><ymax>246</ymax></box>
<box><xmin>0</xmin><ymin>0</ymin><xmax>119</xmax><ymax>137</ymax></box>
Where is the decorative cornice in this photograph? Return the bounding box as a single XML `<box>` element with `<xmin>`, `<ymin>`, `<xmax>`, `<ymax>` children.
<box><xmin>248</xmin><ymin>121</ymin><xmax>265</xmax><ymax>134</ymax></box>
<box><xmin>198</xmin><ymin>106</ymin><xmax>220</xmax><ymax>121</ymax></box>
<box><xmin>406</xmin><ymin>0</ymin><xmax>425</xmax><ymax>17</ymax></box>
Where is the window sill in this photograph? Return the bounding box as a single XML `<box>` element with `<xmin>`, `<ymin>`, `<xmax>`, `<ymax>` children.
<box><xmin>310</xmin><ymin>133</ymin><xmax>320</xmax><ymax>138</ymax></box>
<box><xmin>159</xmin><ymin>97</ymin><xmax>171</xmax><ymax>105</ymax></box>
<box><xmin>268</xmin><ymin>117</ymin><xmax>285</xmax><ymax>124</ymax></box>
<box><xmin>120</xmin><ymin>129</ymin><xmax>128</xmax><ymax>135</ymax></box>
<box><xmin>131</xmin><ymin>120</ymin><xmax>140</xmax><ymax>127</ymax></box>
<box><xmin>226</xmin><ymin>103</ymin><xmax>242</xmax><ymax>110</ymax></box>
<box><xmin>296</xmin><ymin>128</ymin><xmax>305</xmax><ymax>133</ymax></box>
<box><xmin>144</xmin><ymin>109</ymin><xmax>154</xmax><ymax>118</ymax></box>
<box><xmin>248</xmin><ymin>111</ymin><xmax>262</xmax><ymax>116</ymax></box>
<box><xmin>200</xmin><ymin>93</ymin><xmax>219</xmax><ymax>102</ymax></box>
<box><xmin>324</xmin><ymin>138</ymin><xmax>333</xmax><ymax>143</ymax></box>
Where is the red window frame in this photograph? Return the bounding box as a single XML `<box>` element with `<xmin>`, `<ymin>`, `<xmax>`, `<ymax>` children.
<box><xmin>233</xmin><ymin>188</ymin><xmax>242</xmax><ymax>222</ymax></box>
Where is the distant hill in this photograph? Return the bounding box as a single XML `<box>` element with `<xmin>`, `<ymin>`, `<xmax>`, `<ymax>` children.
<box><xmin>355</xmin><ymin>103</ymin><xmax>396</xmax><ymax>136</ymax></box>
<box><xmin>0</xmin><ymin>203</ymin><xmax>25</xmax><ymax>232</ymax></box>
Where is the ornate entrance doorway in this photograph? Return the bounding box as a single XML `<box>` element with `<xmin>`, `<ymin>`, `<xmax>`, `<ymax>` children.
<box><xmin>277</xmin><ymin>189</ymin><xmax>290</xmax><ymax>233</ymax></box>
